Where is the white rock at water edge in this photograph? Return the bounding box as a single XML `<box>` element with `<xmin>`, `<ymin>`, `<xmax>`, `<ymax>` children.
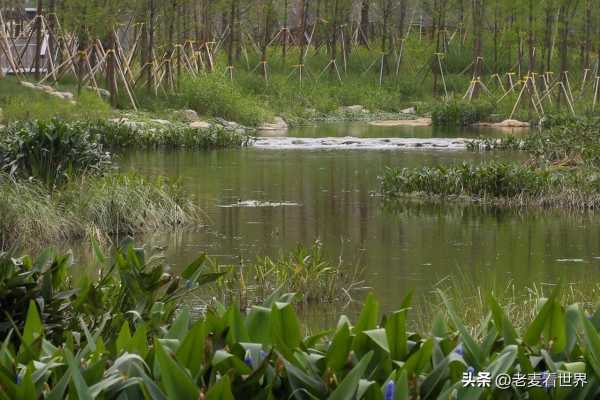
<box><xmin>258</xmin><ymin>116</ymin><xmax>288</xmax><ymax>131</ymax></box>
<box><xmin>189</xmin><ymin>120</ymin><xmax>212</xmax><ymax>129</ymax></box>
<box><xmin>180</xmin><ymin>109</ymin><xmax>200</xmax><ymax>122</ymax></box>
<box><xmin>338</xmin><ymin>105</ymin><xmax>365</xmax><ymax>113</ymax></box>
<box><xmin>400</xmin><ymin>107</ymin><xmax>416</xmax><ymax>114</ymax></box>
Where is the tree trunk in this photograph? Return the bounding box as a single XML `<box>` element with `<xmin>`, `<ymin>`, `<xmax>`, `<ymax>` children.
<box><xmin>147</xmin><ymin>0</ymin><xmax>156</xmax><ymax>89</ymax></box>
<box><xmin>106</xmin><ymin>31</ymin><xmax>118</xmax><ymax>107</ymax></box>
<box><xmin>34</xmin><ymin>0</ymin><xmax>43</xmax><ymax>79</ymax></box>
<box><xmin>360</xmin><ymin>0</ymin><xmax>369</xmax><ymax>45</ymax></box>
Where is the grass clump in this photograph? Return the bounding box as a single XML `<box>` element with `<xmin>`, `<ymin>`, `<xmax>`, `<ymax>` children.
<box><xmin>0</xmin><ymin>119</ymin><xmax>112</xmax><ymax>188</ymax></box>
<box><xmin>0</xmin><ymin>173</ymin><xmax>201</xmax><ymax>250</ymax></box>
<box><xmin>215</xmin><ymin>241</ymin><xmax>364</xmax><ymax>306</ymax></box>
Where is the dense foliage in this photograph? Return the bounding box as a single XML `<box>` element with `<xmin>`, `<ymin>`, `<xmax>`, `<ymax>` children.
<box><xmin>381</xmin><ymin>162</ymin><xmax>551</xmax><ymax>198</ymax></box>
<box><xmin>0</xmin><ymin>120</ymin><xmax>112</xmax><ymax>188</ymax></box>
<box><xmin>431</xmin><ymin>100</ymin><xmax>495</xmax><ymax>127</ymax></box>
<box><xmin>2</xmin><ymin>246</ymin><xmax>600</xmax><ymax>398</ymax></box>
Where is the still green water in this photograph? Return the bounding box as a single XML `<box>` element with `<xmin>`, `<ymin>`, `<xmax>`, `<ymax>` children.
<box><xmin>116</xmin><ymin>123</ymin><xmax>600</xmax><ymax>314</ymax></box>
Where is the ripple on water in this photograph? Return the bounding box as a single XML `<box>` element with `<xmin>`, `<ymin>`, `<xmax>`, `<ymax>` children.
<box><xmin>217</xmin><ymin>200</ymin><xmax>301</xmax><ymax>208</ymax></box>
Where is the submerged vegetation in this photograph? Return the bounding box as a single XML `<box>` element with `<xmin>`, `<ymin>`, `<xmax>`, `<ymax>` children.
<box><xmin>2</xmin><ymin>246</ymin><xmax>600</xmax><ymax>398</ymax></box>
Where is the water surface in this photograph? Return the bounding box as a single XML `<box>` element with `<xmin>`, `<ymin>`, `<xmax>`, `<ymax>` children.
<box><xmin>113</xmin><ymin>124</ymin><xmax>600</xmax><ymax>313</ymax></box>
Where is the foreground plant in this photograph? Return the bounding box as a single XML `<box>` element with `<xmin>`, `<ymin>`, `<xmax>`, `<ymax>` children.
<box><xmin>2</xmin><ymin>246</ymin><xmax>600</xmax><ymax>399</ymax></box>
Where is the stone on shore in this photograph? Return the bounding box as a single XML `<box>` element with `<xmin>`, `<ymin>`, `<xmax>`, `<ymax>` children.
<box><xmin>258</xmin><ymin>116</ymin><xmax>288</xmax><ymax>131</ymax></box>
<box><xmin>368</xmin><ymin>117</ymin><xmax>432</xmax><ymax>127</ymax></box>
<box><xmin>472</xmin><ymin>119</ymin><xmax>529</xmax><ymax>128</ymax></box>
<box><xmin>190</xmin><ymin>120</ymin><xmax>212</xmax><ymax>129</ymax></box>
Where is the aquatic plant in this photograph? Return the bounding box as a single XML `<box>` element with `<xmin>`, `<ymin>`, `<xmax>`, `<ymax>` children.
<box><xmin>380</xmin><ymin>161</ymin><xmax>600</xmax><ymax>209</ymax></box>
<box><xmin>216</xmin><ymin>242</ymin><xmax>365</xmax><ymax>306</ymax></box>
<box><xmin>2</xmin><ymin>262</ymin><xmax>600</xmax><ymax>399</ymax></box>
<box><xmin>0</xmin><ymin>243</ymin><xmax>224</xmax><ymax>343</ymax></box>
<box><xmin>431</xmin><ymin>100</ymin><xmax>495</xmax><ymax>126</ymax></box>
<box><xmin>0</xmin><ymin>119</ymin><xmax>112</xmax><ymax>188</ymax></box>
<box><xmin>90</xmin><ymin>119</ymin><xmax>252</xmax><ymax>149</ymax></box>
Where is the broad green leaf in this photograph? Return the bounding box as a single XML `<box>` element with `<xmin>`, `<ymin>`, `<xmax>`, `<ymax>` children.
<box><xmin>579</xmin><ymin>309</ymin><xmax>600</xmax><ymax>377</ymax></box>
<box><xmin>403</xmin><ymin>338</ymin><xmax>434</xmax><ymax>376</ymax></box>
<box><xmin>181</xmin><ymin>254</ymin><xmax>207</xmax><ymax>280</ymax></box>
<box><xmin>386</xmin><ymin>310</ymin><xmax>408</xmax><ymax>360</ymax></box>
<box><xmin>22</xmin><ymin>300</ymin><xmax>43</xmax><ymax>349</ymax></box>
<box><xmin>438</xmin><ymin>290</ymin><xmax>483</xmax><ymax>368</ymax></box>
<box><xmin>326</xmin><ymin>323</ymin><xmax>352</xmax><ymax>371</ymax></box>
<box><xmin>488</xmin><ymin>294</ymin><xmax>517</xmax><ymax>345</ymax></box>
<box><xmin>175</xmin><ymin>320</ymin><xmax>206</xmax><ymax>378</ymax></box>
<box><xmin>543</xmin><ymin>299</ymin><xmax>566</xmax><ymax>353</ymax></box>
<box><xmin>246</xmin><ymin>306</ymin><xmax>272</xmax><ymax>344</ymax></box>
<box><xmin>167</xmin><ymin>307</ymin><xmax>190</xmax><ymax>340</ymax></box>
<box><xmin>206</xmin><ymin>375</ymin><xmax>235</xmax><ymax>400</ymax></box>
<box><xmin>271</xmin><ymin>302</ymin><xmax>301</xmax><ymax>357</ymax></box>
<box><xmin>64</xmin><ymin>349</ymin><xmax>93</xmax><ymax>400</ymax></box>
<box><xmin>329</xmin><ymin>351</ymin><xmax>373</xmax><ymax>400</ymax></box>
<box><xmin>225</xmin><ymin>305</ymin><xmax>249</xmax><ymax>345</ymax></box>
<box><xmin>154</xmin><ymin>339</ymin><xmax>200</xmax><ymax>400</ymax></box>
<box><xmin>354</xmin><ymin>294</ymin><xmax>379</xmax><ymax>333</ymax></box>
<box><xmin>523</xmin><ymin>288</ymin><xmax>559</xmax><ymax>347</ymax></box>
<box><xmin>116</xmin><ymin>322</ymin><xmax>132</xmax><ymax>355</ymax></box>
<box><xmin>283</xmin><ymin>357</ymin><xmax>328</xmax><ymax>399</ymax></box>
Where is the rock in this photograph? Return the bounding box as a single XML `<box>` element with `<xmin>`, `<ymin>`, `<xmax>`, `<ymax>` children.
<box><xmin>39</xmin><ymin>84</ymin><xmax>55</xmax><ymax>93</ymax></box>
<box><xmin>189</xmin><ymin>120</ymin><xmax>212</xmax><ymax>129</ymax></box>
<box><xmin>234</xmin><ymin>128</ymin><xmax>246</xmax><ymax>134</ymax></box>
<box><xmin>150</xmin><ymin>119</ymin><xmax>172</xmax><ymax>125</ymax></box>
<box><xmin>472</xmin><ymin>119</ymin><xmax>529</xmax><ymax>128</ymax></box>
<box><xmin>108</xmin><ymin>117</ymin><xmax>144</xmax><ymax>130</ymax></box>
<box><xmin>258</xmin><ymin>116</ymin><xmax>288</xmax><ymax>131</ymax></box>
<box><xmin>338</xmin><ymin>105</ymin><xmax>364</xmax><ymax>113</ymax></box>
<box><xmin>400</xmin><ymin>107</ymin><xmax>416</xmax><ymax>114</ymax></box>
<box><xmin>87</xmin><ymin>87</ymin><xmax>110</xmax><ymax>97</ymax></box>
<box><xmin>368</xmin><ymin>118</ymin><xmax>432</xmax><ymax>127</ymax></box>
<box><xmin>179</xmin><ymin>109</ymin><xmax>200</xmax><ymax>122</ymax></box>
<box><xmin>50</xmin><ymin>91</ymin><xmax>74</xmax><ymax>100</ymax></box>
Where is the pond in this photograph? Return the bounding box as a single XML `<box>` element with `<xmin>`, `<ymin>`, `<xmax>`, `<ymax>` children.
<box><xmin>115</xmin><ymin>122</ymin><xmax>600</xmax><ymax>316</ymax></box>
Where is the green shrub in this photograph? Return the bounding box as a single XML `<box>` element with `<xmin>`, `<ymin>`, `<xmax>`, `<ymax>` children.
<box><xmin>0</xmin><ymin>119</ymin><xmax>112</xmax><ymax>188</ymax></box>
<box><xmin>177</xmin><ymin>74</ymin><xmax>272</xmax><ymax>126</ymax></box>
<box><xmin>431</xmin><ymin>100</ymin><xmax>495</xmax><ymax>126</ymax></box>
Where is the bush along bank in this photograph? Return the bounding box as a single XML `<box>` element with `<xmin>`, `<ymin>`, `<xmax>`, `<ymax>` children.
<box><xmin>1</xmin><ymin>247</ymin><xmax>600</xmax><ymax>399</ymax></box>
